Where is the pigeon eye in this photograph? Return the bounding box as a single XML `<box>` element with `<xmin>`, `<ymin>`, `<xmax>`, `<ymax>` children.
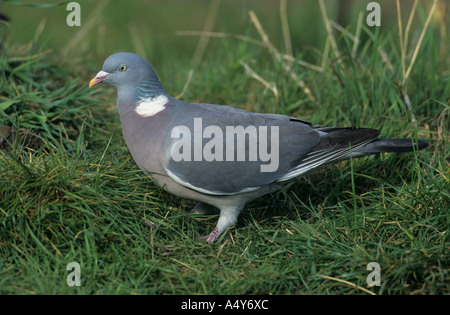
<box><xmin>119</xmin><ymin>65</ymin><xmax>127</xmax><ymax>71</ymax></box>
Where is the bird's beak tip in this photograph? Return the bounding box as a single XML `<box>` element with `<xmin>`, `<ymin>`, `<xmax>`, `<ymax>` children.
<box><xmin>88</xmin><ymin>78</ymin><xmax>98</xmax><ymax>88</ymax></box>
<box><xmin>89</xmin><ymin>71</ymin><xmax>110</xmax><ymax>88</ymax></box>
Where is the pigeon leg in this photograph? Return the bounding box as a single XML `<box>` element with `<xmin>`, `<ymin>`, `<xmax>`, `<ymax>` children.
<box><xmin>189</xmin><ymin>202</ymin><xmax>220</xmax><ymax>215</ymax></box>
<box><xmin>187</xmin><ymin>202</ymin><xmax>219</xmax><ymax>224</ymax></box>
<box><xmin>203</xmin><ymin>205</ymin><xmax>244</xmax><ymax>243</ymax></box>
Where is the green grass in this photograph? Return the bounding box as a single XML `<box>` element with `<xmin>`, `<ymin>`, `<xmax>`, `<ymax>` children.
<box><xmin>0</xmin><ymin>0</ymin><xmax>449</xmax><ymax>295</ymax></box>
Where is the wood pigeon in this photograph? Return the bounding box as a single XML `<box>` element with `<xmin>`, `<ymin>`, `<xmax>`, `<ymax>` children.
<box><xmin>89</xmin><ymin>52</ymin><xmax>428</xmax><ymax>243</ymax></box>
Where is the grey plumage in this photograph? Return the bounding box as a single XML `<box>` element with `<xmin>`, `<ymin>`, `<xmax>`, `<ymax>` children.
<box><xmin>90</xmin><ymin>52</ymin><xmax>428</xmax><ymax>243</ymax></box>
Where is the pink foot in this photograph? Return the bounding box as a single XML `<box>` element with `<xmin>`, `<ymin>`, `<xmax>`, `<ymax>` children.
<box><xmin>198</xmin><ymin>227</ymin><xmax>220</xmax><ymax>244</ymax></box>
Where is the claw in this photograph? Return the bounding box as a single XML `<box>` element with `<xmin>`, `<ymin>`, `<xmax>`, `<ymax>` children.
<box><xmin>197</xmin><ymin>227</ymin><xmax>220</xmax><ymax>244</ymax></box>
<box><xmin>206</xmin><ymin>227</ymin><xmax>220</xmax><ymax>244</ymax></box>
<box><xmin>195</xmin><ymin>205</ymin><xmax>244</xmax><ymax>244</ymax></box>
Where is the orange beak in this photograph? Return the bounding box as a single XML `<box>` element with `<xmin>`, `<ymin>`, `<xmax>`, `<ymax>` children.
<box><xmin>89</xmin><ymin>70</ymin><xmax>110</xmax><ymax>88</ymax></box>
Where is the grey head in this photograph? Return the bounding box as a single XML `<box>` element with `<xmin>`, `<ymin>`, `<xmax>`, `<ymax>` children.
<box><xmin>89</xmin><ymin>52</ymin><xmax>167</xmax><ymax>110</ymax></box>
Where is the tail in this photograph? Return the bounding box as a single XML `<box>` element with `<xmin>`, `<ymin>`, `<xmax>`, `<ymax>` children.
<box><xmin>356</xmin><ymin>138</ymin><xmax>429</xmax><ymax>154</ymax></box>
<box><xmin>312</xmin><ymin>126</ymin><xmax>429</xmax><ymax>162</ymax></box>
<box><xmin>279</xmin><ymin>127</ymin><xmax>429</xmax><ymax>181</ymax></box>
<box><xmin>315</xmin><ymin>126</ymin><xmax>429</xmax><ymax>156</ymax></box>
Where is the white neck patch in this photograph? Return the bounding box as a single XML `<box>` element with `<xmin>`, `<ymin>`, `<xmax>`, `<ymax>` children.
<box><xmin>135</xmin><ymin>95</ymin><xmax>168</xmax><ymax>117</ymax></box>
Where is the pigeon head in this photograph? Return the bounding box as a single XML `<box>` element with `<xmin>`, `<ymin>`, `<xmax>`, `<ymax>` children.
<box><xmin>89</xmin><ymin>53</ymin><xmax>166</xmax><ymax>108</ymax></box>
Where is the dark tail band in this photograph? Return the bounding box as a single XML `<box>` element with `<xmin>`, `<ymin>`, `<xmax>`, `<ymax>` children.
<box><xmin>357</xmin><ymin>138</ymin><xmax>429</xmax><ymax>154</ymax></box>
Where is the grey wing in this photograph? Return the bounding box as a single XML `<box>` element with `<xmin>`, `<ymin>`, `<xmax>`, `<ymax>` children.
<box><xmin>161</xmin><ymin>103</ymin><xmax>320</xmax><ymax>195</ymax></box>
